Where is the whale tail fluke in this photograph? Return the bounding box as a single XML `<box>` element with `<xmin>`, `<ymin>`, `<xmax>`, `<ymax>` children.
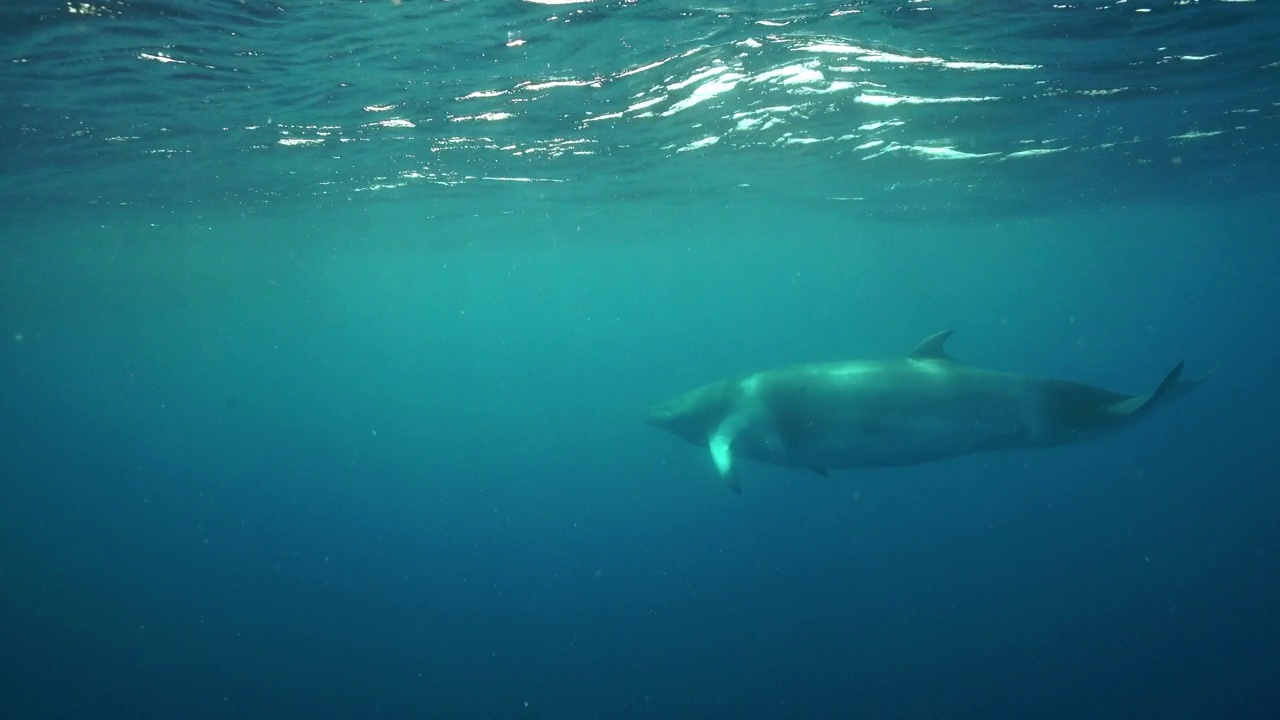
<box><xmin>1108</xmin><ymin>361</ymin><xmax>1204</xmax><ymax>418</ymax></box>
<box><xmin>1166</xmin><ymin>363</ymin><xmax>1213</xmax><ymax>406</ymax></box>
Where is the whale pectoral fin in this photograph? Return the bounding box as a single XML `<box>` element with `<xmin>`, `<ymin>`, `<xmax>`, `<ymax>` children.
<box><xmin>709</xmin><ymin>433</ymin><xmax>733</xmax><ymax>476</ymax></box>
<box><xmin>709</xmin><ymin>425</ymin><xmax>742</xmax><ymax>494</ymax></box>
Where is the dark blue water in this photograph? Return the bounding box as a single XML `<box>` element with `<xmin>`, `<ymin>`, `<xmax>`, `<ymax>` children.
<box><xmin>2</xmin><ymin>1</ymin><xmax>1279</xmax><ymax>718</ymax></box>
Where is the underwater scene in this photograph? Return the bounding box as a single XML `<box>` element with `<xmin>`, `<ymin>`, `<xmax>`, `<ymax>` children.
<box><xmin>2</xmin><ymin>0</ymin><xmax>1278</xmax><ymax>717</ymax></box>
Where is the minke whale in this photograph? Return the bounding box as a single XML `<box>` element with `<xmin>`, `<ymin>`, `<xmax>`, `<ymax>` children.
<box><xmin>645</xmin><ymin>331</ymin><xmax>1201</xmax><ymax>493</ymax></box>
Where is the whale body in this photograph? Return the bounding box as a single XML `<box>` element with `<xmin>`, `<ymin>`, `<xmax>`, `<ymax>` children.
<box><xmin>645</xmin><ymin>331</ymin><xmax>1199</xmax><ymax>493</ymax></box>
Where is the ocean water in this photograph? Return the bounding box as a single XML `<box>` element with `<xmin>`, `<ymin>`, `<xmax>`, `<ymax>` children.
<box><xmin>2</xmin><ymin>0</ymin><xmax>1278</xmax><ymax>717</ymax></box>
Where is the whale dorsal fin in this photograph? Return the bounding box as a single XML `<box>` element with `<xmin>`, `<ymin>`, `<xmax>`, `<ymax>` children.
<box><xmin>909</xmin><ymin>330</ymin><xmax>956</xmax><ymax>362</ymax></box>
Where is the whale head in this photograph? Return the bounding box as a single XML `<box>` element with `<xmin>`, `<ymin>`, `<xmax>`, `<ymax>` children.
<box><xmin>645</xmin><ymin>379</ymin><xmax>739</xmax><ymax>447</ymax></box>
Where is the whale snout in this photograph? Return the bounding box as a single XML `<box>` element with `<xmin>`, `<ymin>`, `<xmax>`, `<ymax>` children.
<box><xmin>644</xmin><ymin>396</ymin><xmax>712</xmax><ymax>447</ymax></box>
<box><xmin>644</xmin><ymin>405</ymin><xmax>676</xmax><ymax>429</ymax></box>
<box><xmin>645</xmin><ymin>380</ymin><xmax>738</xmax><ymax>446</ymax></box>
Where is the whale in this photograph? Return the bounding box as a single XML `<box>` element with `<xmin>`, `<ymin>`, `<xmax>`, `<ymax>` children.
<box><xmin>645</xmin><ymin>331</ymin><xmax>1201</xmax><ymax>493</ymax></box>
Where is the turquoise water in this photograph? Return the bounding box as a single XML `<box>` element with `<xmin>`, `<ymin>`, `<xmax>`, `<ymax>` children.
<box><xmin>5</xmin><ymin>0</ymin><xmax>1277</xmax><ymax>216</ymax></box>
<box><xmin>2</xmin><ymin>1</ymin><xmax>1279</xmax><ymax>717</ymax></box>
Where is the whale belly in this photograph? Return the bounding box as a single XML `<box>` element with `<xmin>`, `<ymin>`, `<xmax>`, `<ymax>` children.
<box><xmin>775</xmin><ymin>410</ymin><xmax>1020</xmax><ymax>469</ymax></box>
